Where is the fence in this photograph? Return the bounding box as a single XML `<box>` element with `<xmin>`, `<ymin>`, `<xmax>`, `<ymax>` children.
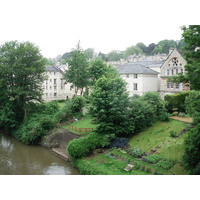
<box><xmin>68</xmin><ymin>125</ymin><xmax>93</xmax><ymax>133</ymax></box>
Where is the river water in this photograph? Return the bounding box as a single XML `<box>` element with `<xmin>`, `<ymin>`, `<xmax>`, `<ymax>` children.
<box><xmin>0</xmin><ymin>131</ymin><xmax>80</xmax><ymax>175</ymax></box>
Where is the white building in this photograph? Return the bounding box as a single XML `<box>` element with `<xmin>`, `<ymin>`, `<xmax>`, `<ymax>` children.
<box><xmin>116</xmin><ymin>63</ymin><xmax>159</xmax><ymax>96</ymax></box>
<box><xmin>42</xmin><ymin>66</ymin><xmax>74</xmax><ymax>101</ymax></box>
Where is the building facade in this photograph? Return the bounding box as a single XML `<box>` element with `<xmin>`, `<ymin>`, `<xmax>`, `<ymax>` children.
<box><xmin>42</xmin><ymin>66</ymin><xmax>74</xmax><ymax>101</ymax></box>
<box><xmin>159</xmin><ymin>48</ymin><xmax>189</xmax><ymax>98</ymax></box>
<box><xmin>116</xmin><ymin>63</ymin><xmax>159</xmax><ymax>96</ymax></box>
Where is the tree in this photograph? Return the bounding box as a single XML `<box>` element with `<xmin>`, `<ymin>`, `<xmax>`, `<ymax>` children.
<box><xmin>63</xmin><ymin>41</ymin><xmax>89</xmax><ymax>95</ymax></box>
<box><xmin>88</xmin><ymin>58</ymin><xmax>109</xmax><ymax>86</ymax></box>
<box><xmin>107</xmin><ymin>51</ymin><xmax>124</xmax><ymax>61</ymax></box>
<box><xmin>124</xmin><ymin>45</ymin><xmax>144</xmax><ymax>57</ymax></box>
<box><xmin>168</xmin><ymin>25</ymin><xmax>200</xmax><ymax>90</ymax></box>
<box><xmin>136</xmin><ymin>42</ymin><xmax>148</xmax><ymax>54</ymax></box>
<box><xmin>84</xmin><ymin>48</ymin><xmax>94</xmax><ymax>59</ymax></box>
<box><xmin>0</xmin><ymin>41</ymin><xmax>46</xmax><ymax>130</ymax></box>
<box><xmin>90</xmin><ymin>76</ymin><xmax>134</xmax><ymax>136</ymax></box>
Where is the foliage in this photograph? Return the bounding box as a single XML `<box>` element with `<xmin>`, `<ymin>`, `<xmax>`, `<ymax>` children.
<box><xmin>142</xmin><ymin>92</ymin><xmax>169</xmax><ymax>121</ymax></box>
<box><xmin>183</xmin><ymin>124</ymin><xmax>200</xmax><ymax>174</ymax></box>
<box><xmin>0</xmin><ymin>40</ymin><xmax>46</xmax><ymax>131</ymax></box>
<box><xmin>164</xmin><ymin>91</ymin><xmax>191</xmax><ymax>113</ymax></box>
<box><xmin>67</xmin><ymin>132</ymin><xmax>112</xmax><ymax>158</ymax></box>
<box><xmin>63</xmin><ymin>41</ymin><xmax>89</xmax><ymax>95</ymax></box>
<box><xmin>107</xmin><ymin>51</ymin><xmax>124</xmax><ymax>61</ymax></box>
<box><xmin>88</xmin><ymin>58</ymin><xmax>109</xmax><ymax>85</ymax></box>
<box><xmin>144</xmin><ymin>154</ymin><xmax>161</xmax><ymax>164</ymax></box>
<box><xmin>169</xmin><ymin>130</ymin><xmax>177</xmax><ymax>138</ymax></box>
<box><xmin>90</xmin><ymin>76</ymin><xmax>134</xmax><ymax>136</ymax></box>
<box><xmin>156</xmin><ymin>159</ymin><xmax>174</xmax><ymax>170</ymax></box>
<box><xmin>124</xmin><ymin>45</ymin><xmax>144</xmax><ymax>57</ymax></box>
<box><xmin>185</xmin><ymin>91</ymin><xmax>200</xmax><ymax>124</ymax></box>
<box><xmin>70</xmin><ymin>96</ymin><xmax>85</xmax><ymax>113</ymax></box>
<box><xmin>109</xmin><ymin>137</ymin><xmax>129</xmax><ymax>148</ymax></box>
<box><xmin>127</xmin><ymin>146</ymin><xmax>144</xmax><ymax>158</ymax></box>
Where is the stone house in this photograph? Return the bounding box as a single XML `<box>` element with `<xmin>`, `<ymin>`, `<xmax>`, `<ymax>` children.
<box><xmin>159</xmin><ymin>48</ymin><xmax>189</xmax><ymax>98</ymax></box>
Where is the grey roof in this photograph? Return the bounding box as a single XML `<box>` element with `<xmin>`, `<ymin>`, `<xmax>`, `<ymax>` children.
<box><xmin>45</xmin><ymin>65</ymin><xmax>64</xmax><ymax>74</ymax></box>
<box><xmin>116</xmin><ymin>63</ymin><xmax>159</xmax><ymax>74</ymax></box>
<box><xmin>135</xmin><ymin>60</ymin><xmax>164</xmax><ymax>67</ymax></box>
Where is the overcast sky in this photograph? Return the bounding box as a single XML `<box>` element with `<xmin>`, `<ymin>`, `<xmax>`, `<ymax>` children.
<box><xmin>0</xmin><ymin>0</ymin><xmax>197</xmax><ymax>58</ymax></box>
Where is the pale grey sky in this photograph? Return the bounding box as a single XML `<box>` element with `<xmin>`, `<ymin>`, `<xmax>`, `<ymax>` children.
<box><xmin>0</xmin><ymin>0</ymin><xmax>197</xmax><ymax>58</ymax></box>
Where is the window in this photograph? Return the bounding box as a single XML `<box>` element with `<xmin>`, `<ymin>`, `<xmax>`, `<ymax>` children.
<box><xmin>170</xmin><ymin>82</ymin><xmax>174</xmax><ymax>88</ymax></box>
<box><xmin>54</xmin><ymin>86</ymin><xmax>57</xmax><ymax>90</ymax></box>
<box><xmin>126</xmin><ymin>74</ymin><xmax>129</xmax><ymax>78</ymax></box>
<box><xmin>46</xmin><ymin>80</ymin><xmax>48</xmax><ymax>84</ymax></box>
<box><xmin>167</xmin><ymin>82</ymin><xmax>170</xmax><ymax>88</ymax></box>
<box><xmin>54</xmin><ymin>93</ymin><xmax>57</xmax><ymax>97</ymax></box>
<box><xmin>50</xmin><ymin>86</ymin><xmax>52</xmax><ymax>89</ymax></box>
<box><xmin>50</xmin><ymin>79</ymin><xmax>52</xmax><ymax>82</ymax></box>
<box><xmin>167</xmin><ymin>82</ymin><xmax>174</xmax><ymax>89</ymax></box>
<box><xmin>176</xmin><ymin>83</ymin><xmax>179</xmax><ymax>89</ymax></box>
<box><xmin>167</xmin><ymin>70</ymin><xmax>169</xmax><ymax>76</ymax></box>
<box><xmin>54</xmin><ymin>72</ymin><xmax>56</xmax><ymax>75</ymax></box>
<box><xmin>181</xmin><ymin>69</ymin><xmax>183</xmax><ymax>73</ymax></box>
<box><xmin>176</xmin><ymin>69</ymin><xmax>179</xmax><ymax>74</ymax></box>
<box><xmin>133</xmin><ymin>83</ymin><xmax>138</xmax><ymax>90</ymax></box>
<box><xmin>171</xmin><ymin>69</ymin><xmax>174</xmax><ymax>75</ymax></box>
<box><xmin>134</xmin><ymin>74</ymin><xmax>138</xmax><ymax>78</ymax></box>
<box><xmin>54</xmin><ymin>79</ymin><xmax>57</xmax><ymax>84</ymax></box>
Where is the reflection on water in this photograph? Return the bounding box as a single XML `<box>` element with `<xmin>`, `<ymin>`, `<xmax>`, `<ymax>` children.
<box><xmin>0</xmin><ymin>131</ymin><xmax>80</xmax><ymax>175</ymax></box>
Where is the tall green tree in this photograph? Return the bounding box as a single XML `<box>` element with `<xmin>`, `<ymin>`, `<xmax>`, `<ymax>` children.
<box><xmin>169</xmin><ymin>25</ymin><xmax>200</xmax><ymax>90</ymax></box>
<box><xmin>107</xmin><ymin>51</ymin><xmax>124</xmax><ymax>61</ymax></box>
<box><xmin>63</xmin><ymin>41</ymin><xmax>89</xmax><ymax>95</ymax></box>
<box><xmin>0</xmin><ymin>41</ymin><xmax>46</xmax><ymax>130</ymax></box>
<box><xmin>90</xmin><ymin>76</ymin><xmax>134</xmax><ymax>136</ymax></box>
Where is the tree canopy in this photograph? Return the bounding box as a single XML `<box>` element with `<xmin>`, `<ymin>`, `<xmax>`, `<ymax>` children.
<box><xmin>63</xmin><ymin>41</ymin><xmax>89</xmax><ymax>95</ymax></box>
<box><xmin>0</xmin><ymin>40</ymin><xmax>46</xmax><ymax>130</ymax></box>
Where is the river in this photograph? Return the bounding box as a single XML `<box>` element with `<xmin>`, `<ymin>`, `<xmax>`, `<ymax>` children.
<box><xmin>0</xmin><ymin>130</ymin><xmax>80</xmax><ymax>175</ymax></box>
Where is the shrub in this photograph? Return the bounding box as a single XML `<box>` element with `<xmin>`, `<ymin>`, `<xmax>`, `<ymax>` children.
<box><xmin>144</xmin><ymin>154</ymin><xmax>161</xmax><ymax>164</ymax></box>
<box><xmin>183</xmin><ymin>124</ymin><xmax>200</xmax><ymax>173</ymax></box>
<box><xmin>71</xmin><ymin>96</ymin><xmax>85</xmax><ymax>113</ymax></box>
<box><xmin>109</xmin><ymin>137</ymin><xmax>129</xmax><ymax>148</ymax></box>
<box><xmin>165</xmin><ymin>91</ymin><xmax>191</xmax><ymax>113</ymax></box>
<box><xmin>67</xmin><ymin>132</ymin><xmax>112</xmax><ymax>159</ymax></box>
<box><xmin>169</xmin><ymin>130</ymin><xmax>177</xmax><ymax>138</ymax></box>
<box><xmin>185</xmin><ymin>91</ymin><xmax>200</xmax><ymax>124</ymax></box>
<box><xmin>127</xmin><ymin>146</ymin><xmax>144</xmax><ymax>158</ymax></box>
<box><xmin>156</xmin><ymin>159</ymin><xmax>174</xmax><ymax>170</ymax></box>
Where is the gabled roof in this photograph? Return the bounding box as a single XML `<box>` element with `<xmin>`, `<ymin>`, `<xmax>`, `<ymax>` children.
<box><xmin>160</xmin><ymin>48</ymin><xmax>186</xmax><ymax>68</ymax></box>
<box><xmin>116</xmin><ymin>63</ymin><xmax>159</xmax><ymax>74</ymax></box>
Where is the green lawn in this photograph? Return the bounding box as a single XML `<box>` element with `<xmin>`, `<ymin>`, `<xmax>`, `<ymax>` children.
<box><xmin>63</xmin><ymin>115</ymin><xmax>98</xmax><ymax>135</ymax></box>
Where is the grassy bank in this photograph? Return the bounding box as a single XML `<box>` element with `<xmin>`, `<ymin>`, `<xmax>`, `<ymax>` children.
<box><xmin>72</xmin><ymin>119</ymin><xmax>189</xmax><ymax>175</ymax></box>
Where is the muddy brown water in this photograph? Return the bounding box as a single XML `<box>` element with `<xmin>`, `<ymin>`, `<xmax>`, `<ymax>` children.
<box><xmin>0</xmin><ymin>130</ymin><xmax>81</xmax><ymax>175</ymax></box>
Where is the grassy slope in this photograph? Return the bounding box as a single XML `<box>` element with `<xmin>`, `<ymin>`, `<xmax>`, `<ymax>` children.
<box><xmin>129</xmin><ymin>119</ymin><xmax>189</xmax><ymax>174</ymax></box>
<box><xmin>74</xmin><ymin>119</ymin><xmax>189</xmax><ymax>175</ymax></box>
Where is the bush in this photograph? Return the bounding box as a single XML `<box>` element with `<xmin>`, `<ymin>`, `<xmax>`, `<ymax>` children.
<box><xmin>165</xmin><ymin>91</ymin><xmax>191</xmax><ymax>113</ymax></box>
<box><xmin>185</xmin><ymin>91</ymin><xmax>200</xmax><ymax>124</ymax></box>
<box><xmin>109</xmin><ymin>137</ymin><xmax>129</xmax><ymax>148</ymax></box>
<box><xmin>71</xmin><ymin>96</ymin><xmax>85</xmax><ymax>113</ymax></box>
<box><xmin>156</xmin><ymin>159</ymin><xmax>174</xmax><ymax>170</ymax></box>
<box><xmin>144</xmin><ymin>154</ymin><xmax>161</xmax><ymax>164</ymax></box>
<box><xmin>183</xmin><ymin>124</ymin><xmax>200</xmax><ymax>173</ymax></box>
<box><xmin>67</xmin><ymin>132</ymin><xmax>112</xmax><ymax>158</ymax></box>
<box><xmin>169</xmin><ymin>130</ymin><xmax>177</xmax><ymax>138</ymax></box>
<box><xmin>127</xmin><ymin>146</ymin><xmax>144</xmax><ymax>158</ymax></box>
